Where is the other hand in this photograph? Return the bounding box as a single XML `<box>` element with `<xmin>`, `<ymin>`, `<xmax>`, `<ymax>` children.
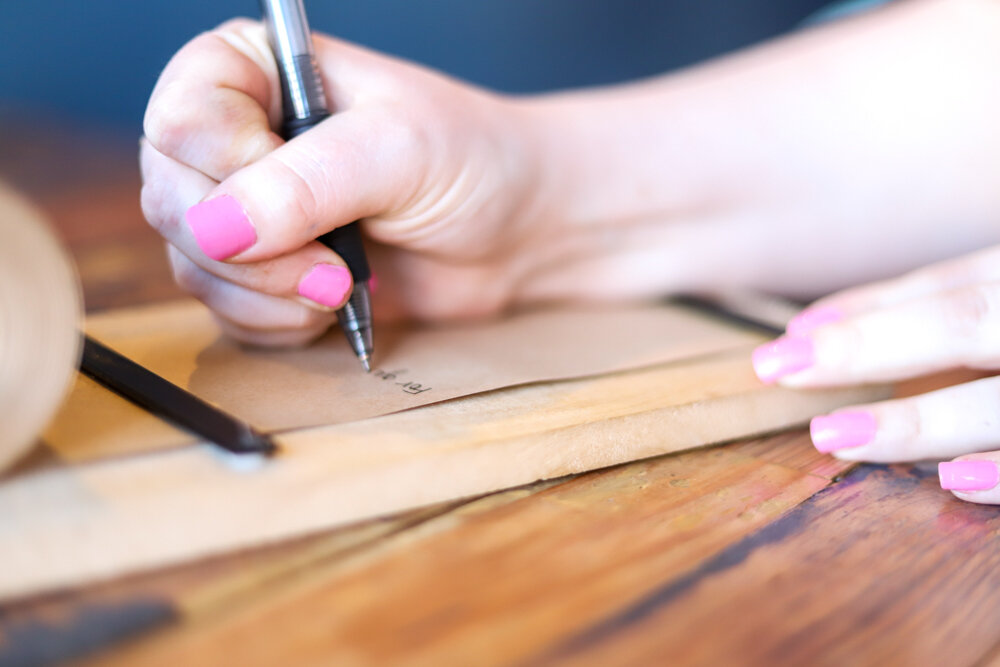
<box><xmin>752</xmin><ymin>245</ymin><xmax>1000</xmax><ymax>504</ymax></box>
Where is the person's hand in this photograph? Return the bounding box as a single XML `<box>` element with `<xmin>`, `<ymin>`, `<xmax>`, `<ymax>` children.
<box><xmin>751</xmin><ymin>245</ymin><xmax>1000</xmax><ymax>504</ymax></box>
<box><xmin>143</xmin><ymin>2</ymin><xmax>1000</xmax><ymax>351</ymax></box>
<box><xmin>141</xmin><ymin>19</ymin><xmax>547</xmax><ymax>346</ymax></box>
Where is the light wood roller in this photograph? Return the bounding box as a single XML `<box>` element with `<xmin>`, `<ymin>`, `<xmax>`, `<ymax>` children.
<box><xmin>0</xmin><ymin>184</ymin><xmax>81</xmax><ymax>472</ymax></box>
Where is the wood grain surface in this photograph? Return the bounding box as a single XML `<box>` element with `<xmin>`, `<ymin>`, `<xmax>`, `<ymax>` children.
<box><xmin>1</xmin><ymin>346</ymin><xmax>883</xmax><ymax>601</ymax></box>
<box><xmin>2</xmin><ymin>118</ymin><xmax>997</xmax><ymax>667</ymax></box>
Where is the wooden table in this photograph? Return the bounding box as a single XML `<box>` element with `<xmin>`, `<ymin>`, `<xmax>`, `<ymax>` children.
<box><xmin>3</xmin><ymin>120</ymin><xmax>999</xmax><ymax>667</ymax></box>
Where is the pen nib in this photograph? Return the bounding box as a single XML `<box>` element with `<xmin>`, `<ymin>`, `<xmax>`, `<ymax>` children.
<box><xmin>336</xmin><ymin>284</ymin><xmax>374</xmax><ymax>373</ymax></box>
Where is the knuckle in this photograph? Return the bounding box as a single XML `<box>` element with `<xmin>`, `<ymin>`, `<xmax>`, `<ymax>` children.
<box><xmin>896</xmin><ymin>399</ymin><xmax>923</xmax><ymax>444</ymax></box>
<box><xmin>139</xmin><ymin>180</ymin><xmax>176</xmax><ymax>237</ymax></box>
<box><xmin>170</xmin><ymin>254</ymin><xmax>209</xmax><ymax>296</ymax></box>
<box><xmin>144</xmin><ymin>32</ymin><xmax>220</xmax><ymax>157</ymax></box>
<box><xmin>211</xmin><ymin>20</ymin><xmax>272</xmax><ymax>73</ymax></box>
<box><xmin>944</xmin><ymin>285</ymin><xmax>998</xmax><ymax>342</ymax></box>
<box><xmin>235</xmin><ymin>129</ymin><xmax>283</xmax><ymax>170</ymax></box>
<box><xmin>269</xmin><ymin>152</ymin><xmax>324</xmax><ymax>237</ymax></box>
<box><xmin>386</xmin><ymin>114</ymin><xmax>431</xmax><ymax>161</ymax></box>
<box><xmin>143</xmin><ymin>84</ymin><xmax>195</xmax><ymax>160</ymax></box>
<box><xmin>236</xmin><ymin>260</ymin><xmax>302</xmax><ymax>299</ymax></box>
<box><xmin>806</xmin><ymin>310</ymin><xmax>863</xmax><ymax>379</ymax></box>
<box><xmin>291</xmin><ymin>305</ymin><xmax>334</xmax><ymax>331</ymax></box>
<box><xmin>241</xmin><ymin>262</ymin><xmax>279</xmax><ymax>295</ymax></box>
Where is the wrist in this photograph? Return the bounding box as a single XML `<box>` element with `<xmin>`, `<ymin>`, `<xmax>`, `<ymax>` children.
<box><xmin>506</xmin><ymin>78</ymin><xmax>742</xmax><ymax>303</ymax></box>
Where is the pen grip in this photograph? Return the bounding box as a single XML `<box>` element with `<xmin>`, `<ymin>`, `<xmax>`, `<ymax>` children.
<box><xmin>284</xmin><ymin>114</ymin><xmax>372</xmax><ymax>283</ymax></box>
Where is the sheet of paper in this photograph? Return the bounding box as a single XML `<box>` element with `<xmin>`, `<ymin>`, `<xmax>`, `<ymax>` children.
<box><xmin>45</xmin><ymin>298</ymin><xmax>764</xmax><ymax>460</ymax></box>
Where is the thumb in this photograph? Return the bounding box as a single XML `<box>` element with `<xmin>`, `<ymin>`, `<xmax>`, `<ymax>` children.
<box><xmin>184</xmin><ymin>109</ymin><xmax>422</xmax><ymax>262</ymax></box>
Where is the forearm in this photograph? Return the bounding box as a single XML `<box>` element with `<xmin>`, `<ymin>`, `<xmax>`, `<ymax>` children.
<box><xmin>517</xmin><ymin>0</ymin><xmax>1000</xmax><ymax>300</ymax></box>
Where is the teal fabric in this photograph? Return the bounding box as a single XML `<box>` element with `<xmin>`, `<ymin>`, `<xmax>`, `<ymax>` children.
<box><xmin>0</xmin><ymin>1</ymin><xmax>837</xmax><ymax>132</ymax></box>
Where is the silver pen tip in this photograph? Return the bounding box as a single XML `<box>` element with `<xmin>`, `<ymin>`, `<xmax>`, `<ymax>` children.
<box><xmin>336</xmin><ymin>284</ymin><xmax>375</xmax><ymax>374</ymax></box>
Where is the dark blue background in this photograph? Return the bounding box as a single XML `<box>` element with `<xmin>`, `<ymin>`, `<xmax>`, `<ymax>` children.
<box><xmin>1</xmin><ymin>1</ymin><xmax>833</xmax><ymax>135</ymax></box>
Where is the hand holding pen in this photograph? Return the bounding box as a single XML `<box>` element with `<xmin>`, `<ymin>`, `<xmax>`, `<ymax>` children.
<box><xmin>140</xmin><ymin>17</ymin><xmax>544</xmax><ymax>350</ymax></box>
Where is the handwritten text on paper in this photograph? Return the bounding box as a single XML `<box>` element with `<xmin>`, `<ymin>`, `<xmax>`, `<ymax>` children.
<box><xmin>372</xmin><ymin>368</ymin><xmax>432</xmax><ymax>396</ymax></box>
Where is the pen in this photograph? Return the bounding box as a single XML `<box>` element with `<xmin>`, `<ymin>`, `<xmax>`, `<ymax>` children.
<box><xmin>80</xmin><ymin>335</ymin><xmax>277</xmax><ymax>456</ymax></box>
<box><xmin>259</xmin><ymin>0</ymin><xmax>375</xmax><ymax>372</ymax></box>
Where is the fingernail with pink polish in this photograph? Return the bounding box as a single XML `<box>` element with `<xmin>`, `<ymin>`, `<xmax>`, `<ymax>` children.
<box><xmin>751</xmin><ymin>336</ymin><xmax>814</xmax><ymax>384</ymax></box>
<box><xmin>298</xmin><ymin>264</ymin><xmax>353</xmax><ymax>309</ymax></box>
<box><xmin>787</xmin><ymin>306</ymin><xmax>843</xmax><ymax>336</ymax></box>
<box><xmin>810</xmin><ymin>411</ymin><xmax>876</xmax><ymax>453</ymax></box>
<box><xmin>185</xmin><ymin>195</ymin><xmax>257</xmax><ymax>261</ymax></box>
<box><xmin>939</xmin><ymin>460</ymin><xmax>1000</xmax><ymax>491</ymax></box>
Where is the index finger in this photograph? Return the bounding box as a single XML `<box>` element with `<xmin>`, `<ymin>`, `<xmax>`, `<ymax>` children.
<box><xmin>755</xmin><ymin>283</ymin><xmax>1000</xmax><ymax>387</ymax></box>
<box><xmin>789</xmin><ymin>246</ymin><xmax>1000</xmax><ymax>335</ymax></box>
<box><xmin>143</xmin><ymin>18</ymin><xmax>282</xmax><ymax>183</ymax></box>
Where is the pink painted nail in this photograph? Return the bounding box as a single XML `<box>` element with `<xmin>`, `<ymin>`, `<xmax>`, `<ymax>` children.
<box><xmin>368</xmin><ymin>271</ymin><xmax>379</xmax><ymax>294</ymax></box>
<box><xmin>751</xmin><ymin>336</ymin><xmax>814</xmax><ymax>384</ymax></box>
<box><xmin>810</xmin><ymin>411</ymin><xmax>876</xmax><ymax>453</ymax></box>
<box><xmin>939</xmin><ymin>460</ymin><xmax>1000</xmax><ymax>491</ymax></box>
<box><xmin>787</xmin><ymin>306</ymin><xmax>843</xmax><ymax>336</ymax></box>
<box><xmin>185</xmin><ymin>195</ymin><xmax>257</xmax><ymax>261</ymax></box>
<box><xmin>298</xmin><ymin>264</ymin><xmax>353</xmax><ymax>308</ymax></box>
